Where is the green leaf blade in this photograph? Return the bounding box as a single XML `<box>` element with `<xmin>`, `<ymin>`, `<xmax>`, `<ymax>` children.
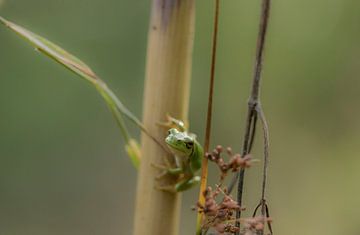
<box><xmin>0</xmin><ymin>16</ymin><xmax>97</xmax><ymax>83</ymax></box>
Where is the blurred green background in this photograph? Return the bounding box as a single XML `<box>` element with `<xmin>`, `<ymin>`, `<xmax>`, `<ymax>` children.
<box><xmin>1</xmin><ymin>0</ymin><xmax>360</xmax><ymax>234</ymax></box>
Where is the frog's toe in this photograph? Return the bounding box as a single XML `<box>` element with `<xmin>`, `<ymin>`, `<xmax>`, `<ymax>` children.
<box><xmin>154</xmin><ymin>184</ymin><xmax>176</xmax><ymax>193</ymax></box>
<box><xmin>151</xmin><ymin>163</ymin><xmax>167</xmax><ymax>170</ymax></box>
<box><xmin>155</xmin><ymin>171</ymin><xmax>168</xmax><ymax>180</ymax></box>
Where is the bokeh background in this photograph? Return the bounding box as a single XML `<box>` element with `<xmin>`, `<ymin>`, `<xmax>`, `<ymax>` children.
<box><xmin>1</xmin><ymin>0</ymin><xmax>360</xmax><ymax>234</ymax></box>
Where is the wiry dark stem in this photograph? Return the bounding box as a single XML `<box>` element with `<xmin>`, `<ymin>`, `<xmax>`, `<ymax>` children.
<box><xmin>232</xmin><ymin>0</ymin><xmax>272</xmax><ymax>234</ymax></box>
<box><xmin>252</xmin><ymin>199</ymin><xmax>273</xmax><ymax>234</ymax></box>
<box><xmin>256</xmin><ymin>105</ymin><xmax>269</xmax><ymax>203</ymax></box>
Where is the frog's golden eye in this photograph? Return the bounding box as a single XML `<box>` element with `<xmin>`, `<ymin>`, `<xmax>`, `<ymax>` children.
<box><xmin>185</xmin><ymin>142</ymin><xmax>194</xmax><ymax>149</ymax></box>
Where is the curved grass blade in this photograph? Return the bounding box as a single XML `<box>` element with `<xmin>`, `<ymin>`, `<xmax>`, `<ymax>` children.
<box><xmin>0</xmin><ymin>16</ymin><xmax>97</xmax><ymax>83</ymax></box>
<box><xmin>0</xmin><ymin>16</ymin><xmax>148</xmax><ymax>168</ymax></box>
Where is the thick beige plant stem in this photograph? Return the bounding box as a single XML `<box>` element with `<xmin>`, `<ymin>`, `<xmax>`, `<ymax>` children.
<box><xmin>133</xmin><ymin>1</ymin><xmax>195</xmax><ymax>235</ymax></box>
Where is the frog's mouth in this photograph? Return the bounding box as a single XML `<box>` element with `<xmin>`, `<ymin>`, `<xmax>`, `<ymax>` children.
<box><xmin>166</xmin><ymin>141</ymin><xmax>194</xmax><ymax>159</ymax></box>
<box><xmin>165</xmin><ymin>141</ymin><xmax>185</xmax><ymax>154</ymax></box>
<box><xmin>165</xmin><ymin>141</ymin><xmax>181</xmax><ymax>151</ymax></box>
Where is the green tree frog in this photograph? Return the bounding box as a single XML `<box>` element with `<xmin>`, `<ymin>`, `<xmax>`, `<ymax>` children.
<box><xmin>163</xmin><ymin>128</ymin><xmax>203</xmax><ymax>192</ymax></box>
<box><xmin>154</xmin><ymin>115</ymin><xmax>203</xmax><ymax>192</ymax></box>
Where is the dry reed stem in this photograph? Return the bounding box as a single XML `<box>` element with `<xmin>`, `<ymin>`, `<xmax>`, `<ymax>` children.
<box><xmin>133</xmin><ymin>1</ymin><xmax>195</xmax><ymax>235</ymax></box>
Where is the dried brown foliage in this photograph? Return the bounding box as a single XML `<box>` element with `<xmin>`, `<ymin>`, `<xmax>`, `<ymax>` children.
<box><xmin>196</xmin><ymin>185</ymin><xmax>243</xmax><ymax>235</ymax></box>
<box><xmin>195</xmin><ymin>146</ymin><xmax>272</xmax><ymax>235</ymax></box>
<box><xmin>205</xmin><ymin>145</ymin><xmax>255</xmax><ymax>184</ymax></box>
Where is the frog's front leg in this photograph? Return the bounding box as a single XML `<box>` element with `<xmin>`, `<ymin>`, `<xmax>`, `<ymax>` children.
<box><xmin>152</xmin><ymin>164</ymin><xmax>183</xmax><ymax>178</ymax></box>
<box><xmin>175</xmin><ymin>175</ymin><xmax>201</xmax><ymax>192</ymax></box>
<box><xmin>167</xmin><ymin>167</ymin><xmax>183</xmax><ymax>175</ymax></box>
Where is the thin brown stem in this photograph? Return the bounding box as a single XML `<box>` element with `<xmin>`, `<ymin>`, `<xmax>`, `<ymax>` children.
<box><xmin>205</xmin><ymin>0</ymin><xmax>220</xmax><ymax>151</ymax></box>
<box><xmin>196</xmin><ymin>0</ymin><xmax>220</xmax><ymax>234</ymax></box>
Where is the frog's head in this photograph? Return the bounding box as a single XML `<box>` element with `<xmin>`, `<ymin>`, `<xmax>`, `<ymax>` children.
<box><xmin>165</xmin><ymin>128</ymin><xmax>194</xmax><ymax>156</ymax></box>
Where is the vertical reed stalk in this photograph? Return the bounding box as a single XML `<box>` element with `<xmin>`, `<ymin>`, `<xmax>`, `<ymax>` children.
<box><xmin>133</xmin><ymin>1</ymin><xmax>195</xmax><ymax>235</ymax></box>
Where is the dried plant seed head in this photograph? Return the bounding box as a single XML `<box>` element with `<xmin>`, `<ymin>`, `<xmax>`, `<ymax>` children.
<box><xmin>199</xmin><ymin>146</ymin><xmax>263</xmax><ymax>234</ymax></box>
<box><xmin>255</xmin><ymin>223</ymin><xmax>264</xmax><ymax>231</ymax></box>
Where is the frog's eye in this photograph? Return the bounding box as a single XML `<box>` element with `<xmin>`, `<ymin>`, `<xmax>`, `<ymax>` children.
<box><xmin>185</xmin><ymin>142</ymin><xmax>194</xmax><ymax>149</ymax></box>
<box><xmin>167</xmin><ymin>130</ymin><xmax>171</xmax><ymax>135</ymax></box>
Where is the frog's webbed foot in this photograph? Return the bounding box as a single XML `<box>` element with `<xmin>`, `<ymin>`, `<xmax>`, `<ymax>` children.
<box><xmin>151</xmin><ymin>163</ymin><xmax>169</xmax><ymax>179</ymax></box>
<box><xmin>152</xmin><ymin>162</ymin><xmax>184</xmax><ymax>179</ymax></box>
<box><xmin>157</xmin><ymin>114</ymin><xmax>187</xmax><ymax>132</ymax></box>
<box><xmin>152</xmin><ymin>167</ymin><xmax>179</xmax><ymax>193</ymax></box>
<box><xmin>151</xmin><ymin>154</ymin><xmax>183</xmax><ymax>178</ymax></box>
<box><xmin>152</xmin><ymin>160</ymin><xmax>186</xmax><ymax>192</ymax></box>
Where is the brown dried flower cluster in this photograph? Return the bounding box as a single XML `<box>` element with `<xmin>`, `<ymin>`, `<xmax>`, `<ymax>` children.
<box><xmin>196</xmin><ymin>186</ymin><xmax>272</xmax><ymax>235</ymax></box>
<box><xmin>196</xmin><ymin>146</ymin><xmax>272</xmax><ymax>235</ymax></box>
<box><xmin>196</xmin><ymin>186</ymin><xmax>244</xmax><ymax>235</ymax></box>
<box><xmin>205</xmin><ymin>145</ymin><xmax>254</xmax><ymax>182</ymax></box>
<box><xmin>240</xmin><ymin>216</ymin><xmax>272</xmax><ymax>235</ymax></box>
